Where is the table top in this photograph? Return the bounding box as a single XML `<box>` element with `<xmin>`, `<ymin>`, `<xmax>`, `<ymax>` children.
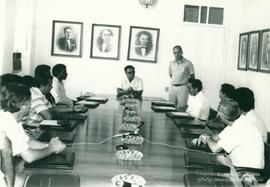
<box><xmin>15</xmin><ymin>95</ymin><xmax>241</xmax><ymax>187</ymax></box>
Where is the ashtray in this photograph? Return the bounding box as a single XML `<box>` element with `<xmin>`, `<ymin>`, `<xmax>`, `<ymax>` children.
<box><xmin>116</xmin><ymin>150</ymin><xmax>143</xmax><ymax>161</ymax></box>
<box><xmin>111</xmin><ymin>174</ymin><xmax>146</xmax><ymax>187</ymax></box>
<box><xmin>121</xmin><ymin>135</ymin><xmax>144</xmax><ymax>145</ymax></box>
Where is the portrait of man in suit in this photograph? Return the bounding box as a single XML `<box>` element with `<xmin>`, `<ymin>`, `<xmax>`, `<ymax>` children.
<box><xmin>261</xmin><ymin>33</ymin><xmax>270</xmax><ymax>70</ymax></box>
<box><xmin>58</xmin><ymin>27</ymin><xmax>77</xmax><ymax>52</ymax></box>
<box><xmin>134</xmin><ymin>30</ymin><xmax>153</xmax><ymax>57</ymax></box>
<box><xmin>96</xmin><ymin>28</ymin><xmax>113</xmax><ymax>53</ymax></box>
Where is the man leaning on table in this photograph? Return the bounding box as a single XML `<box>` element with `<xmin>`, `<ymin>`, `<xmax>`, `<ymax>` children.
<box><xmin>117</xmin><ymin>65</ymin><xmax>143</xmax><ymax>98</ymax></box>
<box><xmin>192</xmin><ymin>100</ymin><xmax>264</xmax><ymax>169</ymax></box>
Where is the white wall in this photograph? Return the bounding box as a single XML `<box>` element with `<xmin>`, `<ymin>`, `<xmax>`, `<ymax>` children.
<box><xmin>223</xmin><ymin>0</ymin><xmax>270</xmax><ymax>131</ymax></box>
<box><xmin>30</xmin><ymin>0</ymin><xmax>227</xmax><ymax>109</ymax></box>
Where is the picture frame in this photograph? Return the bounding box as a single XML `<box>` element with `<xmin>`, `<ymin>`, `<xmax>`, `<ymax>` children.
<box><xmin>90</xmin><ymin>24</ymin><xmax>121</xmax><ymax>60</ymax></box>
<box><xmin>247</xmin><ymin>30</ymin><xmax>260</xmax><ymax>71</ymax></box>
<box><xmin>237</xmin><ymin>32</ymin><xmax>249</xmax><ymax>71</ymax></box>
<box><xmin>258</xmin><ymin>29</ymin><xmax>270</xmax><ymax>73</ymax></box>
<box><xmin>51</xmin><ymin>20</ymin><xmax>83</xmax><ymax>58</ymax></box>
<box><xmin>127</xmin><ymin>26</ymin><xmax>160</xmax><ymax>63</ymax></box>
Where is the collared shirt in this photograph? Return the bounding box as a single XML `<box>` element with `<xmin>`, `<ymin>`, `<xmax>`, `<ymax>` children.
<box><xmin>28</xmin><ymin>87</ymin><xmax>52</xmax><ymax>123</ymax></box>
<box><xmin>218</xmin><ymin>115</ymin><xmax>265</xmax><ymax>169</ymax></box>
<box><xmin>186</xmin><ymin>91</ymin><xmax>210</xmax><ymax>120</ymax></box>
<box><xmin>246</xmin><ymin>109</ymin><xmax>267</xmax><ymax>143</ymax></box>
<box><xmin>119</xmin><ymin>76</ymin><xmax>143</xmax><ymax>91</ymax></box>
<box><xmin>51</xmin><ymin>77</ymin><xmax>73</xmax><ymax>106</ymax></box>
<box><xmin>0</xmin><ymin>111</ymin><xmax>29</xmax><ymax>156</ymax></box>
<box><xmin>169</xmin><ymin>57</ymin><xmax>194</xmax><ymax>85</ymax></box>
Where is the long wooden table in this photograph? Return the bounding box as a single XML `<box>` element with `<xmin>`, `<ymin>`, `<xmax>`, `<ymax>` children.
<box><xmin>15</xmin><ymin>95</ymin><xmax>241</xmax><ymax>187</ymax></box>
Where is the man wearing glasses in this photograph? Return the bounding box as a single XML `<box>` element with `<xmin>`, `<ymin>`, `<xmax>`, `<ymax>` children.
<box><xmin>117</xmin><ymin>65</ymin><xmax>143</xmax><ymax>98</ymax></box>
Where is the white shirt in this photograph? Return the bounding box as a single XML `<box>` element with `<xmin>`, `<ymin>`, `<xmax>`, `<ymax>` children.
<box><xmin>218</xmin><ymin>115</ymin><xmax>264</xmax><ymax>169</ymax></box>
<box><xmin>186</xmin><ymin>91</ymin><xmax>210</xmax><ymax>120</ymax></box>
<box><xmin>51</xmin><ymin>77</ymin><xmax>73</xmax><ymax>106</ymax></box>
<box><xmin>246</xmin><ymin>110</ymin><xmax>267</xmax><ymax>143</ymax></box>
<box><xmin>119</xmin><ymin>76</ymin><xmax>143</xmax><ymax>91</ymax></box>
<box><xmin>0</xmin><ymin>111</ymin><xmax>29</xmax><ymax>156</ymax></box>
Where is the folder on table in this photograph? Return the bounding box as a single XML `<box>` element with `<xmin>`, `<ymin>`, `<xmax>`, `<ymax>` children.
<box><xmin>37</xmin><ymin>130</ymin><xmax>76</xmax><ymax>144</ymax></box>
<box><xmin>166</xmin><ymin>111</ymin><xmax>194</xmax><ymax>119</ymax></box>
<box><xmin>174</xmin><ymin>118</ymin><xmax>206</xmax><ymax>129</ymax></box>
<box><xmin>86</xmin><ymin>96</ymin><xmax>108</xmax><ymax>104</ymax></box>
<box><xmin>39</xmin><ymin>120</ymin><xmax>78</xmax><ymax>131</ymax></box>
<box><xmin>76</xmin><ymin>100</ymin><xmax>99</xmax><ymax>108</ymax></box>
<box><xmin>184</xmin><ymin>151</ymin><xmax>230</xmax><ymax>173</ymax></box>
<box><xmin>23</xmin><ymin>173</ymin><xmax>80</xmax><ymax>187</ymax></box>
<box><xmin>183</xmin><ymin>173</ymin><xmax>234</xmax><ymax>187</ymax></box>
<box><xmin>179</xmin><ymin>127</ymin><xmax>206</xmax><ymax>138</ymax></box>
<box><xmin>151</xmin><ymin>105</ymin><xmax>177</xmax><ymax>112</ymax></box>
<box><xmin>24</xmin><ymin>151</ymin><xmax>75</xmax><ymax>170</ymax></box>
<box><xmin>151</xmin><ymin>100</ymin><xmax>175</xmax><ymax>107</ymax></box>
<box><xmin>57</xmin><ymin>112</ymin><xmax>87</xmax><ymax>121</ymax></box>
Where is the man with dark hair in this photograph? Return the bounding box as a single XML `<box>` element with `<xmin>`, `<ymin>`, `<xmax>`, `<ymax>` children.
<box><xmin>0</xmin><ymin>83</ymin><xmax>66</xmax><ymax>164</ymax></box>
<box><xmin>183</xmin><ymin>78</ymin><xmax>209</xmax><ymax>120</ymax></box>
<box><xmin>219</xmin><ymin>83</ymin><xmax>235</xmax><ymax>101</ymax></box>
<box><xmin>169</xmin><ymin>45</ymin><xmax>195</xmax><ymax>108</ymax></box>
<box><xmin>51</xmin><ymin>64</ymin><xmax>73</xmax><ymax>106</ymax></box>
<box><xmin>134</xmin><ymin>30</ymin><xmax>153</xmax><ymax>57</ymax></box>
<box><xmin>234</xmin><ymin>87</ymin><xmax>267</xmax><ymax>142</ymax></box>
<box><xmin>192</xmin><ymin>100</ymin><xmax>264</xmax><ymax>169</ymax></box>
<box><xmin>117</xmin><ymin>65</ymin><xmax>143</xmax><ymax>98</ymax></box>
<box><xmin>58</xmin><ymin>27</ymin><xmax>76</xmax><ymax>52</ymax></box>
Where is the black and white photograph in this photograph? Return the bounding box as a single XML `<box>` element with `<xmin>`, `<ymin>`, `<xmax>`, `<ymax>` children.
<box><xmin>237</xmin><ymin>33</ymin><xmax>249</xmax><ymax>70</ymax></box>
<box><xmin>51</xmin><ymin>20</ymin><xmax>83</xmax><ymax>57</ymax></box>
<box><xmin>90</xmin><ymin>24</ymin><xmax>121</xmax><ymax>60</ymax></box>
<box><xmin>247</xmin><ymin>30</ymin><xmax>260</xmax><ymax>71</ymax></box>
<box><xmin>259</xmin><ymin>29</ymin><xmax>270</xmax><ymax>73</ymax></box>
<box><xmin>1</xmin><ymin>1</ymin><xmax>270</xmax><ymax>187</ymax></box>
<box><xmin>127</xmin><ymin>26</ymin><xmax>159</xmax><ymax>63</ymax></box>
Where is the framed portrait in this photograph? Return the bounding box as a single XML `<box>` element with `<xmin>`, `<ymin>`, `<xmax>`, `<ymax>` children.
<box><xmin>51</xmin><ymin>20</ymin><xmax>83</xmax><ymax>57</ymax></box>
<box><xmin>259</xmin><ymin>29</ymin><xmax>270</xmax><ymax>73</ymax></box>
<box><xmin>90</xmin><ymin>24</ymin><xmax>121</xmax><ymax>60</ymax></box>
<box><xmin>247</xmin><ymin>30</ymin><xmax>260</xmax><ymax>71</ymax></box>
<box><xmin>237</xmin><ymin>33</ymin><xmax>249</xmax><ymax>70</ymax></box>
<box><xmin>127</xmin><ymin>26</ymin><xmax>160</xmax><ymax>63</ymax></box>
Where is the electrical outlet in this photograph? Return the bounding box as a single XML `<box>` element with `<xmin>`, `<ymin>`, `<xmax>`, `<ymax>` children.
<box><xmin>165</xmin><ymin>86</ymin><xmax>169</xmax><ymax>92</ymax></box>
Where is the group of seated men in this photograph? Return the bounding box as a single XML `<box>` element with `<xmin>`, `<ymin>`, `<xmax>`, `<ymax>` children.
<box><xmin>0</xmin><ymin>63</ymin><xmax>88</xmax><ymax>187</ymax></box>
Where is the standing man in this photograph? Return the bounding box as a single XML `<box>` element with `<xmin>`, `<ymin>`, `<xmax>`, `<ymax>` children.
<box><xmin>117</xmin><ymin>65</ymin><xmax>143</xmax><ymax>98</ymax></box>
<box><xmin>58</xmin><ymin>27</ymin><xmax>76</xmax><ymax>52</ymax></box>
<box><xmin>169</xmin><ymin>45</ymin><xmax>195</xmax><ymax>108</ymax></box>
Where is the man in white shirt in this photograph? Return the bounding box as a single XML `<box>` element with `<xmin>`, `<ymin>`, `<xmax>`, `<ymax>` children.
<box><xmin>184</xmin><ymin>79</ymin><xmax>210</xmax><ymax>120</ymax></box>
<box><xmin>192</xmin><ymin>100</ymin><xmax>264</xmax><ymax>169</ymax></box>
<box><xmin>234</xmin><ymin>87</ymin><xmax>267</xmax><ymax>142</ymax></box>
<box><xmin>117</xmin><ymin>65</ymin><xmax>143</xmax><ymax>98</ymax></box>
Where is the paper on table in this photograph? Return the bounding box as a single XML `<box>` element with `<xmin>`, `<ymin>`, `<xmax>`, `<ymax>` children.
<box><xmin>170</xmin><ymin>112</ymin><xmax>190</xmax><ymax>117</ymax></box>
<box><xmin>154</xmin><ymin>106</ymin><xmax>176</xmax><ymax>110</ymax></box>
<box><xmin>76</xmin><ymin>100</ymin><xmax>99</xmax><ymax>105</ymax></box>
<box><xmin>40</xmin><ymin>120</ymin><xmax>60</xmax><ymax>126</ymax></box>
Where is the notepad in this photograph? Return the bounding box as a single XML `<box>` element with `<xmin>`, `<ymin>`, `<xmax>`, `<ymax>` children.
<box><xmin>151</xmin><ymin>100</ymin><xmax>175</xmax><ymax>107</ymax></box>
<box><xmin>151</xmin><ymin>105</ymin><xmax>177</xmax><ymax>112</ymax></box>
<box><xmin>40</xmin><ymin>120</ymin><xmax>61</xmax><ymax>126</ymax></box>
<box><xmin>24</xmin><ymin>173</ymin><xmax>80</xmax><ymax>187</ymax></box>
<box><xmin>184</xmin><ymin>151</ymin><xmax>230</xmax><ymax>173</ymax></box>
<box><xmin>184</xmin><ymin>173</ymin><xmax>234</xmax><ymax>187</ymax></box>
<box><xmin>24</xmin><ymin>151</ymin><xmax>75</xmax><ymax>170</ymax></box>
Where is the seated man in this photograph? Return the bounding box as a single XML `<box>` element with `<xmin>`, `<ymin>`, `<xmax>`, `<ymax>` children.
<box><xmin>207</xmin><ymin>83</ymin><xmax>235</xmax><ymax>132</ymax></box>
<box><xmin>192</xmin><ymin>100</ymin><xmax>264</xmax><ymax>169</ymax></box>
<box><xmin>180</xmin><ymin>79</ymin><xmax>210</xmax><ymax>120</ymax></box>
<box><xmin>0</xmin><ymin>132</ymin><xmax>14</xmax><ymax>187</ymax></box>
<box><xmin>51</xmin><ymin>64</ymin><xmax>74</xmax><ymax>106</ymax></box>
<box><xmin>117</xmin><ymin>65</ymin><xmax>143</xmax><ymax>98</ymax></box>
<box><xmin>0</xmin><ymin>83</ymin><xmax>66</xmax><ymax>164</ymax></box>
<box><xmin>234</xmin><ymin>87</ymin><xmax>267</xmax><ymax>142</ymax></box>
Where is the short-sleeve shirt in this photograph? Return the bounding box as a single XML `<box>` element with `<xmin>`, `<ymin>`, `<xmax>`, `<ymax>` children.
<box><xmin>119</xmin><ymin>76</ymin><xmax>143</xmax><ymax>91</ymax></box>
<box><xmin>218</xmin><ymin>115</ymin><xmax>264</xmax><ymax>169</ymax></box>
<box><xmin>0</xmin><ymin>111</ymin><xmax>29</xmax><ymax>156</ymax></box>
<box><xmin>28</xmin><ymin>87</ymin><xmax>52</xmax><ymax>123</ymax></box>
<box><xmin>169</xmin><ymin>57</ymin><xmax>194</xmax><ymax>85</ymax></box>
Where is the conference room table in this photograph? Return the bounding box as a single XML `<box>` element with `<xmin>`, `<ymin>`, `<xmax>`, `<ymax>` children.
<box><xmin>15</xmin><ymin>94</ymin><xmax>242</xmax><ymax>187</ymax></box>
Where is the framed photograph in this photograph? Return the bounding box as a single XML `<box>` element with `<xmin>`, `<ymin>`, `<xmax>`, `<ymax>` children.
<box><xmin>237</xmin><ymin>32</ymin><xmax>249</xmax><ymax>70</ymax></box>
<box><xmin>127</xmin><ymin>26</ymin><xmax>160</xmax><ymax>63</ymax></box>
<box><xmin>259</xmin><ymin>29</ymin><xmax>270</xmax><ymax>73</ymax></box>
<box><xmin>51</xmin><ymin>20</ymin><xmax>83</xmax><ymax>57</ymax></box>
<box><xmin>90</xmin><ymin>24</ymin><xmax>121</xmax><ymax>60</ymax></box>
<box><xmin>247</xmin><ymin>30</ymin><xmax>260</xmax><ymax>71</ymax></box>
